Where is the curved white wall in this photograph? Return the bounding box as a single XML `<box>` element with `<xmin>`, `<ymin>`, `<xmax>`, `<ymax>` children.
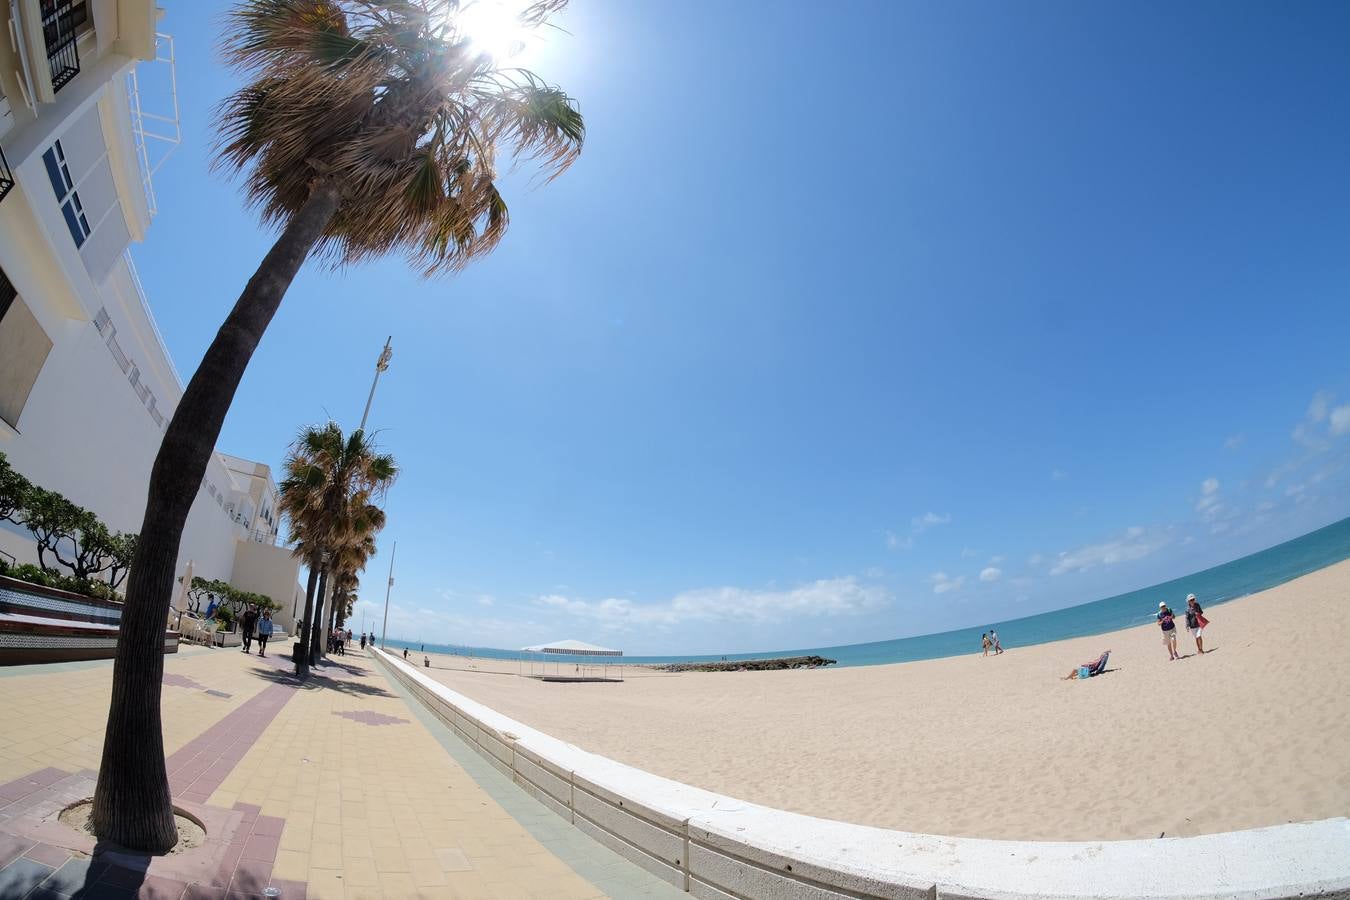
<box><xmin>376</xmin><ymin>649</ymin><xmax>1350</xmax><ymax>900</ymax></box>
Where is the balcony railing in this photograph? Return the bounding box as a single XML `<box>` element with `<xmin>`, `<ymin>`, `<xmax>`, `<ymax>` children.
<box><xmin>39</xmin><ymin>0</ymin><xmax>84</xmax><ymax>94</ymax></box>
<box><xmin>0</xmin><ymin>145</ymin><xmax>14</xmax><ymax>203</ymax></box>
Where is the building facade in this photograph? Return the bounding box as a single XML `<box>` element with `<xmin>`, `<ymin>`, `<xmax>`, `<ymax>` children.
<box><xmin>0</xmin><ymin>1</ymin><xmax>304</xmax><ymax>633</ymax></box>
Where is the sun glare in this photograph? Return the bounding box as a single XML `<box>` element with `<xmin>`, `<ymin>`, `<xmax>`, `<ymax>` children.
<box><xmin>455</xmin><ymin>0</ymin><xmax>534</xmax><ymax>62</ymax></box>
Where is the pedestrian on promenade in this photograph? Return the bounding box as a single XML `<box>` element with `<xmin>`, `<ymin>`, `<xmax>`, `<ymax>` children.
<box><xmin>256</xmin><ymin>610</ymin><xmax>274</xmax><ymax>657</ymax></box>
<box><xmin>1158</xmin><ymin>601</ymin><xmax>1179</xmax><ymax>660</ymax></box>
<box><xmin>1184</xmin><ymin>594</ymin><xmax>1209</xmax><ymax>654</ymax></box>
<box><xmin>240</xmin><ymin>607</ymin><xmax>259</xmax><ymax>654</ymax></box>
<box><xmin>360</xmin><ymin>633</ymin><xmax>367</xmax><ymax>650</ymax></box>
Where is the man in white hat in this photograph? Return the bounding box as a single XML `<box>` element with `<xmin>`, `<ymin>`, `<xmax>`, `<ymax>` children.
<box><xmin>1157</xmin><ymin>600</ymin><xmax>1179</xmax><ymax>660</ymax></box>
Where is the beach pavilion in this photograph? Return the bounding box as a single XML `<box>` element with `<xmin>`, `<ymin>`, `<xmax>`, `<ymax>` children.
<box><xmin>519</xmin><ymin>639</ymin><xmax>624</xmax><ymax>683</ymax></box>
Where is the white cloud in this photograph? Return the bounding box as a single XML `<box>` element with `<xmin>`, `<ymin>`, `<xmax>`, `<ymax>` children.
<box><xmin>979</xmin><ymin>567</ymin><xmax>1002</xmax><ymax>582</ymax></box>
<box><xmin>885</xmin><ymin>530</ymin><xmax>913</xmax><ymax>551</ymax></box>
<box><xmin>911</xmin><ymin>512</ymin><xmax>952</xmax><ymax>533</ymax></box>
<box><xmin>1200</xmin><ymin>477</ymin><xmax>1219</xmax><ymax>496</ymax></box>
<box><xmin>1027</xmin><ymin>553</ymin><xmax>1044</xmax><ymax>567</ymax></box>
<box><xmin>1223</xmin><ymin>434</ymin><xmax>1245</xmax><ymax>450</ymax></box>
<box><xmin>1050</xmin><ymin>525</ymin><xmax>1170</xmax><ymax>576</ymax></box>
<box><xmin>929</xmin><ymin>572</ymin><xmax>965</xmax><ymax>594</ymax></box>
<box><xmin>1308</xmin><ymin>391</ymin><xmax>1333</xmax><ymax>423</ymax></box>
<box><xmin>1331</xmin><ymin>405</ymin><xmax>1350</xmax><ymax>435</ymax></box>
<box><xmin>987</xmin><ymin>555</ymin><xmax>1005</xmax><ymax>565</ymax></box>
<box><xmin>1196</xmin><ymin>477</ymin><xmax>1225</xmax><ymax>522</ymax></box>
<box><xmin>477</xmin><ymin>595</ymin><xmax>496</xmax><ymax>607</ymax></box>
<box><xmin>535</xmin><ymin>577</ymin><xmax>888</xmax><ymax>630</ymax></box>
<box><xmin>864</xmin><ymin>566</ymin><xmax>885</xmax><ymax>578</ymax></box>
<box><xmin>960</xmin><ymin>547</ymin><xmax>978</xmax><ymax>558</ymax></box>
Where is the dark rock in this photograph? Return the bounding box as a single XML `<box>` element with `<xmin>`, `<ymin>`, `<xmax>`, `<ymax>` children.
<box><xmin>650</xmin><ymin>655</ymin><xmax>837</xmax><ymax>673</ymax></box>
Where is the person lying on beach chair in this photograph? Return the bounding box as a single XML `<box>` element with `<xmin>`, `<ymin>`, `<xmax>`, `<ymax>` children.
<box><xmin>1062</xmin><ymin>650</ymin><xmax>1110</xmax><ymax>680</ymax></box>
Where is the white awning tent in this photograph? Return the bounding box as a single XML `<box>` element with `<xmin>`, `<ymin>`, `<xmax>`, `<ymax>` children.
<box><xmin>519</xmin><ymin>638</ymin><xmax>624</xmax><ymax>682</ymax></box>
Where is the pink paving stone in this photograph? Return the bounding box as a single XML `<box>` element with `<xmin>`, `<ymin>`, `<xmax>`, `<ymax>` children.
<box><xmin>240</xmin><ymin>832</ymin><xmax>279</xmax><ymax>863</ymax></box>
<box><xmin>229</xmin><ymin>856</ymin><xmax>273</xmax><ymax>894</ymax></box>
<box><xmin>138</xmin><ymin>873</ymin><xmax>190</xmax><ymax>899</ymax></box>
<box><xmin>185</xmin><ymin>886</ymin><xmax>227</xmax><ymax>899</ymax></box>
<box><xmin>23</xmin><ymin>840</ymin><xmax>72</xmax><ymax>867</ymax></box>
<box><xmin>0</xmin><ymin>832</ymin><xmax>36</xmax><ymax>867</ymax></box>
<box><xmin>251</xmin><ymin>816</ymin><xmax>284</xmax><ymax>838</ymax></box>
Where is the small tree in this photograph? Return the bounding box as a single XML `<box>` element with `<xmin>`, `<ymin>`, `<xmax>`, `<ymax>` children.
<box><xmin>0</xmin><ymin>452</ymin><xmax>31</xmax><ymax>525</ymax></box>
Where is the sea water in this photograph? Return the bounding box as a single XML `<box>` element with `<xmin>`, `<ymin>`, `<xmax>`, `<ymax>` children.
<box><xmin>384</xmin><ymin>516</ymin><xmax>1350</xmax><ymax>669</ymax></box>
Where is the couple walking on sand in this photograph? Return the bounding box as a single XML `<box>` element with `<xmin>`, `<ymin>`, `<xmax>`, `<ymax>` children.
<box><xmin>1157</xmin><ymin>594</ymin><xmax>1208</xmax><ymax>660</ymax></box>
<box><xmin>980</xmin><ymin>630</ymin><xmax>1003</xmax><ymax>656</ymax></box>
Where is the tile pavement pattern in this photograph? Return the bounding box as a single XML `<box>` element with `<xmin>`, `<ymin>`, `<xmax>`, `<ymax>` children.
<box><xmin>0</xmin><ymin>640</ymin><xmax>681</xmax><ymax>898</ymax></box>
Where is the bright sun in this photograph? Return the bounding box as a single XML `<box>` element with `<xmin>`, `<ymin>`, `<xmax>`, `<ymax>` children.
<box><xmin>455</xmin><ymin>0</ymin><xmax>534</xmax><ymax>62</ymax></box>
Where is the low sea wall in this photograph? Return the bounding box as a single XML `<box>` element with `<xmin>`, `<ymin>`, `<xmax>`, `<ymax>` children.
<box><xmin>375</xmin><ymin>649</ymin><xmax>1350</xmax><ymax>900</ymax></box>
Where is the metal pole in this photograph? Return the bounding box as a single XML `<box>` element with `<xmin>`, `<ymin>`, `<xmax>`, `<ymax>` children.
<box><xmin>359</xmin><ymin>336</ymin><xmax>393</xmax><ymax>433</ymax></box>
<box><xmin>380</xmin><ymin>540</ymin><xmax>396</xmax><ymax>650</ymax></box>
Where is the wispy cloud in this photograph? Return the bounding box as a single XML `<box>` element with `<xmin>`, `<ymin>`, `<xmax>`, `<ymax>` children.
<box><xmin>885</xmin><ymin>530</ymin><xmax>913</xmax><ymax>551</ymax></box>
<box><xmin>536</xmin><ymin>577</ymin><xmax>889</xmax><ymax>630</ymax></box>
<box><xmin>1223</xmin><ymin>434</ymin><xmax>1245</xmax><ymax>450</ymax></box>
<box><xmin>979</xmin><ymin>567</ymin><xmax>1002</xmax><ymax>582</ymax></box>
<box><xmin>929</xmin><ymin>572</ymin><xmax>965</xmax><ymax>594</ymax></box>
<box><xmin>1050</xmin><ymin>526</ymin><xmax>1171</xmax><ymax>576</ymax></box>
<box><xmin>1050</xmin><ymin>468</ymin><xmax>1068</xmax><ymax>481</ymax></box>
<box><xmin>911</xmin><ymin>511</ymin><xmax>952</xmax><ymax>533</ymax></box>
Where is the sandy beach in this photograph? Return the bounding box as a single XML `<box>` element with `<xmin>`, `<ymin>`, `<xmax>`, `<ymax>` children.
<box><xmin>417</xmin><ymin>559</ymin><xmax>1350</xmax><ymax>841</ymax></box>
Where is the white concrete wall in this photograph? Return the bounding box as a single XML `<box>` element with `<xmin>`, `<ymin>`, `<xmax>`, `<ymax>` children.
<box><xmin>376</xmin><ymin>649</ymin><xmax>1350</xmax><ymax>900</ymax></box>
<box><xmin>229</xmin><ymin>538</ymin><xmax>303</xmax><ymax>633</ymax></box>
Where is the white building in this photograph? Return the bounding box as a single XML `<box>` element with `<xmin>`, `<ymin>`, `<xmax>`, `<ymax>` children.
<box><xmin>0</xmin><ymin>1</ymin><xmax>304</xmax><ymax>632</ymax></box>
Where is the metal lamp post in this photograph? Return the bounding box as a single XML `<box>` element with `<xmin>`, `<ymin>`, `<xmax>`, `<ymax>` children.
<box><xmin>380</xmin><ymin>541</ymin><xmax>396</xmax><ymax>650</ymax></box>
<box><xmin>359</xmin><ymin>336</ymin><xmax>393</xmax><ymax>432</ymax></box>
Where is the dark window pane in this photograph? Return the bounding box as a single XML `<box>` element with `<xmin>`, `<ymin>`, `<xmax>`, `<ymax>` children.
<box><xmin>61</xmin><ymin>201</ymin><xmax>86</xmax><ymax>247</ymax></box>
<box><xmin>0</xmin><ymin>268</ymin><xmax>15</xmax><ymax>322</ymax></box>
<box><xmin>42</xmin><ymin>147</ymin><xmax>66</xmax><ymax>199</ymax></box>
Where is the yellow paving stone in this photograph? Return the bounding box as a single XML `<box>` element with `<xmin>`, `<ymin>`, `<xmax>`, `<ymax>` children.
<box><xmin>273</xmin><ymin>848</ymin><xmax>309</xmax><ymax>881</ymax></box>
<box><xmin>409</xmin><ymin>857</ymin><xmax>449</xmax><ymax>887</ymax></box>
<box><xmin>372</xmin><ymin>843</ymin><xmax>410</xmax><ymax>873</ymax></box>
<box><xmin>342</xmin><ymin>855</ymin><xmax>380</xmax><ymax>887</ymax></box>
<box><xmin>308</xmin><ymin>867</ymin><xmax>347</xmax><ymax>899</ymax></box>
<box><xmin>378</xmin><ymin>871</ymin><xmax>419</xmax><ymax>896</ymax></box>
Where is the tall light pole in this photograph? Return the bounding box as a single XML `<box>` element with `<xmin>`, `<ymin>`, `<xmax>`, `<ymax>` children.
<box><xmin>359</xmin><ymin>336</ymin><xmax>393</xmax><ymax>432</ymax></box>
<box><xmin>380</xmin><ymin>540</ymin><xmax>396</xmax><ymax>650</ymax></box>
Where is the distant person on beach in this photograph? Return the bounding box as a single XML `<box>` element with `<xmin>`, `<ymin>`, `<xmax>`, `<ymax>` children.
<box><xmin>990</xmin><ymin>630</ymin><xmax>1004</xmax><ymax>654</ymax></box>
<box><xmin>1185</xmin><ymin>594</ymin><xmax>1208</xmax><ymax>654</ymax></box>
<box><xmin>256</xmin><ymin>611</ymin><xmax>273</xmax><ymax>657</ymax></box>
<box><xmin>403</xmin><ymin>647</ymin><xmax>409</xmax><ymax>659</ymax></box>
<box><xmin>981</xmin><ymin>633</ymin><xmax>991</xmax><ymax>656</ymax></box>
<box><xmin>240</xmin><ymin>607</ymin><xmax>258</xmax><ymax>654</ymax></box>
<box><xmin>1158</xmin><ymin>601</ymin><xmax>1179</xmax><ymax>660</ymax></box>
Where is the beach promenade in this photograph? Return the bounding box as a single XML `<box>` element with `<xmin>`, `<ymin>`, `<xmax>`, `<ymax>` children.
<box><xmin>0</xmin><ymin>641</ymin><xmax>680</xmax><ymax>898</ymax></box>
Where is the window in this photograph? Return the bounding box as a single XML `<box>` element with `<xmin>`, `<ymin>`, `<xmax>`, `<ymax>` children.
<box><xmin>40</xmin><ymin>0</ymin><xmax>87</xmax><ymax>93</ymax></box>
<box><xmin>42</xmin><ymin>140</ymin><xmax>90</xmax><ymax>247</ymax></box>
<box><xmin>0</xmin><ymin>266</ymin><xmax>54</xmax><ymax>430</ymax></box>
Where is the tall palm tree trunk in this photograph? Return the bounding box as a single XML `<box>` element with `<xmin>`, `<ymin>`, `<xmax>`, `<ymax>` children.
<box><xmin>91</xmin><ymin>183</ymin><xmax>342</xmax><ymax>852</ymax></box>
<box><xmin>310</xmin><ymin>564</ymin><xmax>330</xmax><ymax>666</ymax></box>
<box><xmin>294</xmin><ymin>551</ymin><xmax>321</xmax><ymax>677</ymax></box>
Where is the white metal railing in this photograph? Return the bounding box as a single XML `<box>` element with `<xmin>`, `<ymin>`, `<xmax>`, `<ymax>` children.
<box><xmin>125</xmin><ymin>32</ymin><xmax>180</xmax><ymax>218</ymax></box>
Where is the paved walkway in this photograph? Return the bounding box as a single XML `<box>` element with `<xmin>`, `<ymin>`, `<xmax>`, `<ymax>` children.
<box><xmin>0</xmin><ymin>640</ymin><xmax>681</xmax><ymax>898</ymax></box>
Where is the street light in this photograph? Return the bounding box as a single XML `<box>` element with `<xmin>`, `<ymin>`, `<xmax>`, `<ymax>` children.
<box><xmin>359</xmin><ymin>336</ymin><xmax>393</xmax><ymax>432</ymax></box>
<box><xmin>380</xmin><ymin>540</ymin><xmax>396</xmax><ymax>650</ymax></box>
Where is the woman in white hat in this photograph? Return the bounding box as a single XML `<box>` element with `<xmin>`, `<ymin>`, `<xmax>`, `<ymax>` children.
<box><xmin>1157</xmin><ymin>601</ymin><xmax>1179</xmax><ymax>660</ymax></box>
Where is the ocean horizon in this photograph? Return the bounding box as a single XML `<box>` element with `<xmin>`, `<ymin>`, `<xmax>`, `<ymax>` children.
<box><xmin>383</xmin><ymin>515</ymin><xmax>1350</xmax><ymax>668</ymax></box>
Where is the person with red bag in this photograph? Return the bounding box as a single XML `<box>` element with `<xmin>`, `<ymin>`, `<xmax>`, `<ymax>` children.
<box><xmin>1185</xmin><ymin>593</ymin><xmax>1209</xmax><ymax>654</ymax></box>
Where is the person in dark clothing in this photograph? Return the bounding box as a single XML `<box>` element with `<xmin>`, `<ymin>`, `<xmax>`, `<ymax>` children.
<box><xmin>1158</xmin><ymin>601</ymin><xmax>1179</xmax><ymax>660</ymax></box>
<box><xmin>1184</xmin><ymin>593</ymin><xmax>1208</xmax><ymax>654</ymax></box>
<box><xmin>240</xmin><ymin>608</ymin><xmax>259</xmax><ymax>654</ymax></box>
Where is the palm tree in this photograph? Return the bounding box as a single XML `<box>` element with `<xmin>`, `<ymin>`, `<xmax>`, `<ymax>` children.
<box><xmin>278</xmin><ymin>423</ymin><xmax>394</xmax><ymax>674</ymax></box>
<box><xmin>329</xmin><ymin>531</ymin><xmax>376</xmax><ymax>635</ymax></box>
<box><xmin>92</xmin><ymin>0</ymin><xmax>580</xmax><ymax>851</ymax></box>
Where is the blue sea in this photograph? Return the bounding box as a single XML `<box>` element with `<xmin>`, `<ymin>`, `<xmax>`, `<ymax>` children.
<box><xmin>385</xmin><ymin>516</ymin><xmax>1350</xmax><ymax>669</ymax></box>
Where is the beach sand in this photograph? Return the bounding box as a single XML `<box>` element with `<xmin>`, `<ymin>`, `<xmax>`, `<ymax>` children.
<box><xmin>417</xmin><ymin>559</ymin><xmax>1350</xmax><ymax>841</ymax></box>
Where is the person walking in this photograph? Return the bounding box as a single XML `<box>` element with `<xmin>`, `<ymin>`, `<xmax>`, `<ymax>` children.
<box><xmin>981</xmin><ymin>633</ymin><xmax>991</xmax><ymax>656</ymax></box>
<box><xmin>1157</xmin><ymin>601</ymin><xmax>1179</xmax><ymax>660</ymax></box>
<box><xmin>1185</xmin><ymin>593</ymin><xmax>1208</xmax><ymax>654</ymax></box>
<box><xmin>990</xmin><ymin>630</ymin><xmax>1004</xmax><ymax>654</ymax></box>
<box><xmin>256</xmin><ymin>610</ymin><xmax>274</xmax><ymax>657</ymax></box>
<box><xmin>240</xmin><ymin>607</ymin><xmax>259</xmax><ymax>654</ymax></box>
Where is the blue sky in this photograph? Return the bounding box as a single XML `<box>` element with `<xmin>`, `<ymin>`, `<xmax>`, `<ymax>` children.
<box><xmin>139</xmin><ymin>1</ymin><xmax>1350</xmax><ymax>653</ymax></box>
